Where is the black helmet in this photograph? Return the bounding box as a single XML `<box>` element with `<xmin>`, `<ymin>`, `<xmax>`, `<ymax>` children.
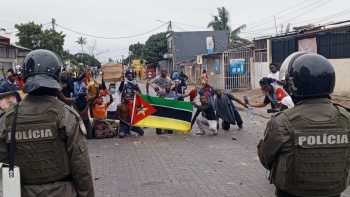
<box><xmin>279</xmin><ymin>52</ymin><xmax>335</xmax><ymax>98</ymax></box>
<box><xmin>22</xmin><ymin>49</ymin><xmax>62</xmax><ymax>82</ymax></box>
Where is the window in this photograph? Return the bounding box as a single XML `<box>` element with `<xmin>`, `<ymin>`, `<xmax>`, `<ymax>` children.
<box><xmin>318</xmin><ymin>31</ymin><xmax>350</xmax><ymax>59</ymax></box>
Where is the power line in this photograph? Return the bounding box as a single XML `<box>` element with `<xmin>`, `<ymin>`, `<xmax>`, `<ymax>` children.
<box><xmin>246</xmin><ymin>0</ymin><xmax>312</xmax><ymax>27</ymax></box>
<box><xmin>173</xmin><ymin>24</ymin><xmax>187</xmax><ymax>31</ymax></box>
<box><xmin>55</xmin><ymin>22</ymin><xmax>169</xmax><ymax>39</ymax></box>
<box><xmin>241</xmin><ymin>0</ymin><xmax>336</xmax><ymax>33</ymax></box>
<box><xmin>172</xmin><ymin>22</ymin><xmax>208</xmax><ymax>29</ymax></box>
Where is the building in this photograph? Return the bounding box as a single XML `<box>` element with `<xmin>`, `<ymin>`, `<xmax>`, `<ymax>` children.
<box><xmin>0</xmin><ymin>29</ymin><xmax>30</xmax><ymax>72</ymax></box>
<box><xmin>254</xmin><ymin>21</ymin><xmax>350</xmax><ymax>95</ymax></box>
<box><xmin>163</xmin><ymin>30</ymin><xmax>230</xmax><ymax>72</ymax></box>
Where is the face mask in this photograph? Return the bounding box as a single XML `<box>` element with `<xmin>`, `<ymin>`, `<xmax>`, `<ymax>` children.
<box><xmin>110</xmin><ymin>88</ymin><xmax>116</xmax><ymax>93</ymax></box>
<box><xmin>60</xmin><ymin>76</ymin><xmax>67</xmax><ymax>81</ymax></box>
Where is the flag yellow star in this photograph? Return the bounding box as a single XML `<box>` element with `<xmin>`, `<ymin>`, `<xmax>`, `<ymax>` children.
<box><xmin>137</xmin><ymin>104</ymin><xmax>148</xmax><ymax>116</ymax></box>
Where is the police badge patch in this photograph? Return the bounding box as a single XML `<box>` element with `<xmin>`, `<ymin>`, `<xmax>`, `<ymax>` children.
<box><xmin>79</xmin><ymin>117</ymin><xmax>87</xmax><ymax>135</ymax></box>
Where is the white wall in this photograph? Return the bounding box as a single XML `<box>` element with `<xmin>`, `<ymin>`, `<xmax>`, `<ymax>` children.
<box><xmin>328</xmin><ymin>58</ymin><xmax>350</xmax><ymax>96</ymax></box>
<box><xmin>251</xmin><ymin>61</ymin><xmax>269</xmax><ymax>89</ymax></box>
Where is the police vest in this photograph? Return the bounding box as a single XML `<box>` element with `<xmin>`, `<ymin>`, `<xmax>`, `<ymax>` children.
<box><xmin>271</xmin><ymin>106</ymin><xmax>350</xmax><ymax>197</ymax></box>
<box><xmin>5</xmin><ymin>100</ymin><xmax>71</xmax><ymax>185</ymax></box>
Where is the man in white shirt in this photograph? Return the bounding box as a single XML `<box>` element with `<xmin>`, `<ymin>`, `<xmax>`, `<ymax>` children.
<box><xmin>105</xmin><ymin>82</ymin><xmax>124</xmax><ymax>119</ymax></box>
<box><xmin>267</xmin><ymin>63</ymin><xmax>286</xmax><ymax>87</ymax></box>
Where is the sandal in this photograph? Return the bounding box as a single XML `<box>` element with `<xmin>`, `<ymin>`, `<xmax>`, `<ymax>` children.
<box><xmin>196</xmin><ymin>131</ymin><xmax>205</xmax><ymax>135</ymax></box>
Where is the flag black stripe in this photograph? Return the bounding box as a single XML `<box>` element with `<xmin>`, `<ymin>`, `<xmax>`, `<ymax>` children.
<box><xmin>151</xmin><ymin>105</ymin><xmax>192</xmax><ymax>123</ymax></box>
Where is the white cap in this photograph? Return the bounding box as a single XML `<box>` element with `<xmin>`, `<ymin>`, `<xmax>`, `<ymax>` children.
<box><xmin>281</xmin><ymin>96</ymin><xmax>294</xmax><ymax>108</ymax></box>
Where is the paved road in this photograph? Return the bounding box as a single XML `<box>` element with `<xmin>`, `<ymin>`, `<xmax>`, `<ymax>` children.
<box><xmin>89</xmin><ymin>80</ymin><xmax>350</xmax><ymax>197</ymax></box>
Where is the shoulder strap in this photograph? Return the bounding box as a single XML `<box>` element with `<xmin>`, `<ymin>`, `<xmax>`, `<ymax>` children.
<box><xmin>9</xmin><ymin>103</ymin><xmax>19</xmax><ymax>178</ymax></box>
<box><xmin>283</xmin><ymin>107</ymin><xmax>300</xmax><ymax>122</ymax></box>
<box><xmin>48</xmin><ymin>99</ymin><xmax>66</xmax><ymax>115</ymax></box>
<box><xmin>334</xmin><ymin>105</ymin><xmax>350</xmax><ymax>127</ymax></box>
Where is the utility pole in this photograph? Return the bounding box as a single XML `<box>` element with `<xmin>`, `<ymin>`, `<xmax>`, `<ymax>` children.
<box><xmin>274</xmin><ymin>16</ymin><xmax>277</xmax><ymax>35</ymax></box>
<box><xmin>52</xmin><ymin>18</ymin><xmax>56</xmax><ymax>30</ymax></box>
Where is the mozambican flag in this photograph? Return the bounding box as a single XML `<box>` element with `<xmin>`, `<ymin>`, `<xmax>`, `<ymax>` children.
<box><xmin>131</xmin><ymin>93</ymin><xmax>193</xmax><ymax>132</ymax></box>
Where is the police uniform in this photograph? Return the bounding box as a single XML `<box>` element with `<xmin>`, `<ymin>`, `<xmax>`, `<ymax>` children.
<box><xmin>0</xmin><ymin>49</ymin><xmax>94</xmax><ymax>197</ymax></box>
<box><xmin>257</xmin><ymin>52</ymin><xmax>350</xmax><ymax>197</ymax></box>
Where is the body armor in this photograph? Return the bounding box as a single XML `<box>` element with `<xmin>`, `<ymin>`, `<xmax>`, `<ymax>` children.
<box><xmin>4</xmin><ymin>100</ymin><xmax>71</xmax><ymax>185</ymax></box>
<box><xmin>271</xmin><ymin>106</ymin><xmax>350</xmax><ymax>197</ymax></box>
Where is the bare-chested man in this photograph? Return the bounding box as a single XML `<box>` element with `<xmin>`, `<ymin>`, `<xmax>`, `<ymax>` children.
<box><xmin>116</xmin><ymin>93</ymin><xmax>144</xmax><ymax>138</ymax></box>
<box><xmin>58</xmin><ymin>85</ymin><xmax>99</xmax><ymax>139</ymax></box>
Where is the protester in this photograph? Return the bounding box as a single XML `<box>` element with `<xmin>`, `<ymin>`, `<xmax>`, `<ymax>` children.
<box><xmin>198</xmin><ymin>83</ymin><xmax>215</xmax><ymax>106</ymax></box>
<box><xmin>106</xmin><ymin>80</ymin><xmax>124</xmax><ymax>120</ymax></box>
<box><xmin>247</xmin><ymin>77</ymin><xmax>288</xmax><ymax>109</ymax></box>
<box><xmin>58</xmin><ymin>86</ymin><xmax>99</xmax><ymax>139</ymax></box>
<box><xmin>15</xmin><ymin>70</ymin><xmax>24</xmax><ymax>90</ymax></box>
<box><xmin>87</xmin><ymin>80</ymin><xmax>100</xmax><ymax>117</ymax></box>
<box><xmin>146</xmin><ymin>67</ymin><xmax>174</xmax><ymax>95</ymax></box>
<box><xmin>0</xmin><ymin>71</ymin><xmax>19</xmax><ymax>93</ymax></box>
<box><xmin>117</xmin><ymin>93</ymin><xmax>145</xmax><ymax>138</ymax></box>
<box><xmin>180</xmin><ymin>71</ymin><xmax>188</xmax><ymax>82</ymax></box>
<box><xmin>138</xmin><ymin>70</ymin><xmax>141</xmax><ymax>80</ymax></box>
<box><xmin>201</xmin><ymin>70</ymin><xmax>208</xmax><ymax>85</ymax></box>
<box><xmin>92</xmin><ymin>90</ymin><xmax>115</xmax><ymax>139</ymax></box>
<box><xmin>214</xmin><ymin>89</ymin><xmax>247</xmax><ymax>131</ymax></box>
<box><xmin>72</xmin><ymin>79</ymin><xmax>86</xmax><ymax>98</ymax></box>
<box><xmin>1</xmin><ymin>68</ymin><xmax>14</xmax><ymax>84</ymax></box>
<box><xmin>191</xmin><ymin>95</ymin><xmax>217</xmax><ymax>135</ymax></box>
<box><xmin>172</xmin><ymin>71</ymin><xmax>187</xmax><ymax>98</ymax></box>
<box><xmin>0</xmin><ymin>49</ymin><xmax>94</xmax><ymax>196</ymax></box>
<box><xmin>59</xmin><ymin>68</ymin><xmax>86</xmax><ymax>104</ymax></box>
<box><xmin>267</xmin><ymin>63</ymin><xmax>286</xmax><ymax>87</ymax></box>
<box><xmin>83</xmin><ymin>68</ymin><xmax>91</xmax><ymax>86</ymax></box>
<box><xmin>123</xmin><ymin>71</ymin><xmax>141</xmax><ymax>100</ymax></box>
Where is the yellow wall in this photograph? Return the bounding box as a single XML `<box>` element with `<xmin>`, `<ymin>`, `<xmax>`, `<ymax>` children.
<box><xmin>328</xmin><ymin>59</ymin><xmax>350</xmax><ymax>96</ymax></box>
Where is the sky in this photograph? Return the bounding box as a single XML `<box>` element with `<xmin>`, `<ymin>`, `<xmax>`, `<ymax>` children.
<box><xmin>1</xmin><ymin>0</ymin><xmax>349</xmax><ymax>62</ymax></box>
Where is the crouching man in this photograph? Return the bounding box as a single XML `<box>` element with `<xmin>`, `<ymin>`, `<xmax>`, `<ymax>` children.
<box><xmin>191</xmin><ymin>95</ymin><xmax>217</xmax><ymax>135</ymax></box>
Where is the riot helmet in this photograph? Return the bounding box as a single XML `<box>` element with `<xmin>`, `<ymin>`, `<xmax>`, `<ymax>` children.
<box><xmin>280</xmin><ymin>52</ymin><xmax>335</xmax><ymax>98</ymax></box>
<box><xmin>22</xmin><ymin>49</ymin><xmax>62</xmax><ymax>93</ymax></box>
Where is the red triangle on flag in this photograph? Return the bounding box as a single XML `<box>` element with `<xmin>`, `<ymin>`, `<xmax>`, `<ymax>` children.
<box><xmin>131</xmin><ymin>94</ymin><xmax>157</xmax><ymax>125</ymax></box>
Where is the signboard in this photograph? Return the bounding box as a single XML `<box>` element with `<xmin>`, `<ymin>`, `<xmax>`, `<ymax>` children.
<box><xmin>229</xmin><ymin>59</ymin><xmax>245</xmax><ymax>75</ymax></box>
<box><xmin>215</xmin><ymin>59</ymin><xmax>220</xmax><ymax>74</ymax></box>
<box><xmin>298</xmin><ymin>37</ymin><xmax>317</xmax><ymax>53</ymax></box>
<box><xmin>206</xmin><ymin>37</ymin><xmax>214</xmax><ymax>54</ymax></box>
<box><xmin>203</xmin><ymin>59</ymin><xmax>208</xmax><ymax>71</ymax></box>
<box><xmin>103</xmin><ymin>63</ymin><xmax>123</xmax><ymax>82</ymax></box>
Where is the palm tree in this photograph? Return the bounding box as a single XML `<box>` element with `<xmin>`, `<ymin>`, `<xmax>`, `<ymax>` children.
<box><xmin>207</xmin><ymin>7</ymin><xmax>230</xmax><ymax>30</ymax></box>
<box><xmin>76</xmin><ymin>36</ymin><xmax>86</xmax><ymax>63</ymax></box>
<box><xmin>230</xmin><ymin>24</ymin><xmax>251</xmax><ymax>45</ymax></box>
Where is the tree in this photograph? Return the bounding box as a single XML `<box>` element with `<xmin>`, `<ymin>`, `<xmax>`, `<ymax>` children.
<box><xmin>76</xmin><ymin>36</ymin><xmax>86</xmax><ymax>63</ymax></box>
<box><xmin>15</xmin><ymin>22</ymin><xmax>66</xmax><ymax>55</ymax></box>
<box><xmin>85</xmin><ymin>39</ymin><xmax>107</xmax><ymax>59</ymax></box>
<box><xmin>207</xmin><ymin>7</ymin><xmax>230</xmax><ymax>30</ymax></box>
<box><xmin>73</xmin><ymin>53</ymin><xmax>101</xmax><ymax>68</ymax></box>
<box><xmin>37</xmin><ymin>29</ymin><xmax>65</xmax><ymax>56</ymax></box>
<box><xmin>15</xmin><ymin>22</ymin><xmax>42</xmax><ymax>49</ymax></box>
<box><xmin>129</xmin><ymin>42</ymin><xmax>144</xmax><ymax>58</ymax></box>
<box><xmin>230</xmin><ymin>24</ymin><xmax>251</xmax><ymax>45</ymax></box>
<box><xmin>141</xmin><ymin>32</ymin><xmax>167</xmax><ymax>63</ymax></box>
<box><xmin>108</xmin><ymin>58</ymin><xmax>114</xmax><ymax>63</ymax></box>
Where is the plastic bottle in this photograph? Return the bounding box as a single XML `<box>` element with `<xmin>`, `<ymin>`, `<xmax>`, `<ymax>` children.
<box><xmin>247</xmin><ymin>107</ymin><xmax>254</xmax><ymax>121</ymax></box>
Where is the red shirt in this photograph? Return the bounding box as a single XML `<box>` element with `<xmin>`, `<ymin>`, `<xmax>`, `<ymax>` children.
<box><xmin>274</xmin><ymin>88</ymin><xmax>286</xmax><ymax>101</ymax></box>
<box><xmin>83</xmin><ymin>75</ymin><xmax>90</xmax><ymax>86</ymax></box>
<box><xmin>15</xmin><ymin>77</ymin><xmax>24</xmax><ymax>90</ymax></box>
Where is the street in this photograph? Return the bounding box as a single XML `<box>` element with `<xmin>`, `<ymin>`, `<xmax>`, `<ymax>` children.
<box><xmin>89</xmin><ymin>81</ymin><xmax>350</xmax><ymax>197</ymax></box>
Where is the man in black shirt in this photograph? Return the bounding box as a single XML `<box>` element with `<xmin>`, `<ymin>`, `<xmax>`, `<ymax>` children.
<box><xmin>191</xmin><ymin>95</ymin><xmax>218</xmax><ymax>135</ymax></box>
<box><xmin>59</xmin><ymin>68</ymin><xmax>87</xmax><ymax>104</ymax></box>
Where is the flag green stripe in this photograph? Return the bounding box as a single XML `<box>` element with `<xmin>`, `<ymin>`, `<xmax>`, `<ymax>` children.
<box><xmin>139</xmin><ymin>94</ymin><xmax>193</xmax><ymax>111</ymax></box>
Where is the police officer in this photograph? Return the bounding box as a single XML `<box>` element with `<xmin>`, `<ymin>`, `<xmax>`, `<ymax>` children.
<box><xmin>0</xmin><ymin>49</ymin><xmax>95</xmax><ymax>197</ymax></box>
<box><xmin>257</xmin><ymin>52</ymin><xmax>350</xmax><ymax>197</ymax></box>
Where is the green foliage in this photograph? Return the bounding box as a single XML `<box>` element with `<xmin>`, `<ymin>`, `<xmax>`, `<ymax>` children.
<box><xmin>129</xmin><ymin>42</ymin><xmax>144</xmax><ymax>58</ymax></box>
<box><xmin>15</xmin><ymin>22</ymin><xmax>42</xmax><ymax>49</ymax></box>
<box><xmin>73</xmin><ymin>53</ymin><xmax>101</xmax><ymax>68</ymax></box>
<box><xmin>141</xmin><ymin>32</ymin><xmax>167</xmax><ymax>63</ymax></box>
<box><xmin>15</xmin><ymin>22</ymin><xmax>65</xmax><ymax>55</ymax></box>
<box><xmin>207</xmin><ymin>7</ymin><xmax>230</xmax><ymax>30</ymax></box>
<box><xmin>230</xmin><ymin>24</ymin><xmax>251</xmax><ymax>45</ymax></box>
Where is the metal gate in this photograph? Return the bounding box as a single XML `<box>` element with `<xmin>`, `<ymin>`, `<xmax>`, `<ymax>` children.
<box><xmin>221</xmin><ymin>49</ymin><xmax>253</xmax><ymax>90</ymax></box>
